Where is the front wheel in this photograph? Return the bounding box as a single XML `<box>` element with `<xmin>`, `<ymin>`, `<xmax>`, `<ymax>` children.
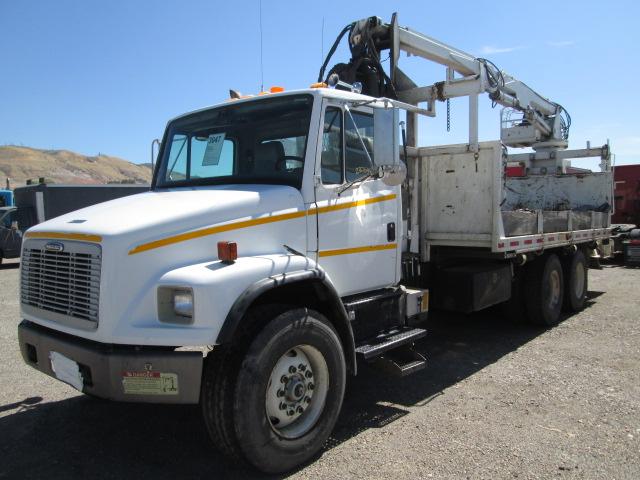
<box><xmin>202</xmin><ymin>307</ymin><xmax>346</xmax><ymax>474</ymax></box>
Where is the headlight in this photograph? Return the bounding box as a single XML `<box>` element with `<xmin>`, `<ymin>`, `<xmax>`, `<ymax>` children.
<box><xmin>158</xmin><ymin>286</ymin><xmax>194</xmax><ymax>324</ymax></box>
<box><xmin>173</xmin><ymin>289</ymin><xmax>193</xmax><ymax>318</ymax></box>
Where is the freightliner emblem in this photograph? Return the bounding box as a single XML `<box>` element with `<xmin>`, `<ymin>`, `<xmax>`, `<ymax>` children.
<box><xmin>44</xmin><ymin>242</ymin><xmax>64</xmax><ymax>252</ymax></box>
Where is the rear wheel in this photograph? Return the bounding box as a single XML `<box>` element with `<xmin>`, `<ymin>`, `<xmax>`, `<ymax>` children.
<box><xmin>562</xmin><ymin>249</ymin><xmax>588</xmax><ymax>312</ymax></box>
<box><xmin>524</xmin><ymin>254</ymin><xmax>564</xmax><ymax>326</ymax></box>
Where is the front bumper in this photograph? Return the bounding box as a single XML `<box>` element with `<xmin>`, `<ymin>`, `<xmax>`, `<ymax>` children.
<box><xmin>18</xmin><ymin>321</ymin><xmax>203</xmax><ymax>404</ymax></box>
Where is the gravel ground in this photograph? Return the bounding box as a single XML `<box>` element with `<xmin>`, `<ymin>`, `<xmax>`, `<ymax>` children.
<box><xmin>0</xmin><ymin>257</ymin><xmax>638</xmax><ymax>479</ymax></box>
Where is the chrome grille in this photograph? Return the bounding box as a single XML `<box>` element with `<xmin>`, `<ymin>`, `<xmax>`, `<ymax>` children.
<box><xmin>21</xmin><ymin>240</ymin><xmax>101</xmax><ymax>327</ymax></box>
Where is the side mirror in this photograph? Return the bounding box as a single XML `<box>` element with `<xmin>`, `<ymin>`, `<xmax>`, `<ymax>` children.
<box><xmin>151</xmin><ymin>138</ymin><xmax>161</xmax><ymax>172</ymax></box>
<box><xmin>374</xmin><ymin>107</ymin><xmax>404</xmax><ymax>185</ymax></box>
<box><xmin>377</xmin><ymin>163</ymin><xmax>406</xmax><ymax>186</ymax></box>
<box><xmin>374</xmin><ymin>106</ymin><xmax>399</xmax><ymax>167</ymax></box>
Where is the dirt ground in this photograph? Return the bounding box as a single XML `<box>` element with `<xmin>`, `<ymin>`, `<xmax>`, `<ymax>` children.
<box><xmin>0</xmin><ymin>258</ymin><xmax>638</xmax><ymax>479</ymax></box>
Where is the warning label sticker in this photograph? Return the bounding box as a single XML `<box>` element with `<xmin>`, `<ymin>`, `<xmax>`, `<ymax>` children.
<box><xmin>122</xmin><ymin>371</ymin><xmax>179</xmax><ymax>395</ymax></box>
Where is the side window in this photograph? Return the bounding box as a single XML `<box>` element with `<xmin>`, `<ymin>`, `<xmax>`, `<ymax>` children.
<box><xmin>345</xmin><ymin>112</ymin><xmax>374</xmax><ymax>182</ymax></box>
<box><xmin>321</xmin><ymin>107</ymin><xmax>343</xmax><ymax>184</ymax></box>
<box><xmin>190</xmin><ymin>136</ymin><xmax>234</xmax><ymax>178</ymax></box>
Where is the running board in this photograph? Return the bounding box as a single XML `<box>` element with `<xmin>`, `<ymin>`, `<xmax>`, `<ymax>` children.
<box><xmin>374</xmin><ymin>347</ymin><xmax>427</xmax><ymax>377</ymax></box>
<box><xmin>355</xmin><ymin>327</ymin><xmax>427</xmax><ymax>361</ymax></box>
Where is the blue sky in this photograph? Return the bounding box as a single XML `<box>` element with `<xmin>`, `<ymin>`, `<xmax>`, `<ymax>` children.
<box><xmin>1</xmin><ymin>0</ymin><xmax>638</xmax><ymax>169</ymax></box>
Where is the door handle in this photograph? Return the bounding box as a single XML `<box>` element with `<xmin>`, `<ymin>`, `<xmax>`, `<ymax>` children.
<box><xmin>387</xmin><ymin>222</ymin><xmax>396</xmax><ymax>242</ymax></box>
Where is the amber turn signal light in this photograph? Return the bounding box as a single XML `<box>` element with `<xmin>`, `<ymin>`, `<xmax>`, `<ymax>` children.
<box><xmin>218</xmin><ymin>241</ymin><xmax>238</xmax><ymax>263</ymax></box>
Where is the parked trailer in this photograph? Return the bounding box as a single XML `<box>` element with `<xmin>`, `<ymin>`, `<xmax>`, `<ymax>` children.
<box><xmin>17</xmin><ymin>14</ymin><xmax>612</xmax><ymax>474</ymax></box>
<box><xmin>612</xmin><ymin>164</ymin><xmax>640</xmax><ymax>226</ymax></box>
<box><xmin>13</xmin><ymin>183</ymin><xmax>150</xmax><ymax>230</ymax></box>
<box><xmin>0</xmin><ymin>183</ymin><xmax>149</xmax><ymax>263</ymax></box>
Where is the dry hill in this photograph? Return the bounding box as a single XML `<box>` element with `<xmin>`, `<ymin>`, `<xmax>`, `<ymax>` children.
<box><xmin>0</xmin><ymin>146</ymin><xmax>151</xmax><ymax>186</ymax></box>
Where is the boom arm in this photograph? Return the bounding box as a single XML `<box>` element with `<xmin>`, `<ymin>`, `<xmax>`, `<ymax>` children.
<box><xmin>320</xmin><ymin>14</ymin><xmax>571</xmax><ymax>151</ymax></box>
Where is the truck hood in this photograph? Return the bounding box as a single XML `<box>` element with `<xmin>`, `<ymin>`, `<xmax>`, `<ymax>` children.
<box><xmin>27</xmin><ymin>184</ymin><xmax>306</xmax><ymax>249</ymax></box>
<box><xmin>21</xmin><ymin>183</ymin><xmax>312</xmax><ymax>344</ymax></box>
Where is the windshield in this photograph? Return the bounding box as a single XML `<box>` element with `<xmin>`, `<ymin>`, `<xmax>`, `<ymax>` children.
<box><xmin>155</xmin><ymin>94</ymin><xmax>313</xmax><ymax>189</ymax></box>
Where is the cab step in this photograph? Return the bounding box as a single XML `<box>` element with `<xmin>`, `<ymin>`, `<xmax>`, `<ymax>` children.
<box><xmin>374</xmin><ymin>347</ymin><xmax>427</xmax><ymax>377</ymax></box>
<box><xmin>355</xmin><ymin>327</ymin><xmax>427</xmax><ymax>361</ymax></box>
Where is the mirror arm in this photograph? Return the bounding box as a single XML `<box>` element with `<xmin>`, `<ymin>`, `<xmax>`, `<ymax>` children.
<box><xmin>350</xmin><ymin>97</ymin><xmax>431</xmax><ymax>116</ymax></box>
<box><xmin>336</xmin><ymin>169</ymin><xmax>378</xmax><ymax>196</ymax></box>
<box><xmin>400</xmin><ymin>121</ymin><xmax>408</xmax><ymax>162</ymax></box>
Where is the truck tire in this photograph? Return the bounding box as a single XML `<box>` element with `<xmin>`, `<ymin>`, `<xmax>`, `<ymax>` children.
<box><xmin>524</xmin><ymin>254</ymin><xmax>564</xmax><ymax>326</ymax></box>
<box><xmin>201</xmin><ymin>304</ymin><xmax>289</xmax><ymax>462</ymax></box>
<box><xmin>202</xmin><ymin>307</ymin><xmax>346</xmax><ymax>474</ymax></box>
<box><xmin>562</xmin><ymin>249</ymin><xmax>588</xmax><ymax>312</ymax></box>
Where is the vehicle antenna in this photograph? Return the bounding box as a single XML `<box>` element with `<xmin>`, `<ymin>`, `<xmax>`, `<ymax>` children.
<box><xmin>259</xmin><ymin>0</ymin><xmax>264</xmax><ymax>92</ymax></box>
<box><xmin>321</xmin><ymin>16</ymin><xmax>325</xmax><ymax>65</ymax></box>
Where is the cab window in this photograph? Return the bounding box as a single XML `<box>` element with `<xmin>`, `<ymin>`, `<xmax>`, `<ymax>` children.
<box><xmin>345</xmin><ymin>111</ymin><xmax>374</xmax><ymax>182</ymax></box>
<box><xmin>320</xmin><ymin>107</ymin><xmax>374</xmax><ymax>185</ymax></box>
<box><xmin>321</xmin><ymin>107</ymin><xmax>343</xmax><ymax>184</ymax></box>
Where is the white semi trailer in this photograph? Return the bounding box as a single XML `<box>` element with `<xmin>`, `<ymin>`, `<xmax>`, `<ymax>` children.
<box><xmin>18</xmin><ymin>14</ymin><xmax>612</xmax><ymax>473</ymax></box>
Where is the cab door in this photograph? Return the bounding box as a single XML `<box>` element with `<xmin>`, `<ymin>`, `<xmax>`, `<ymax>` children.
<box><xmin>314</xmin><ymin>99</ymin><xmax>400</xmax><ymax>297</ymax></box>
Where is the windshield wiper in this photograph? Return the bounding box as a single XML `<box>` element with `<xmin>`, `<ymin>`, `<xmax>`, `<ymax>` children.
<box><xmin>167</xmin><ymin>136</ymin><xmax>188</xmax><ymax>179</ymax></box>
<box><xmin>283</xmin><ymin>244</ymin><xmax>306</xmax><ymax>257</ymax></box>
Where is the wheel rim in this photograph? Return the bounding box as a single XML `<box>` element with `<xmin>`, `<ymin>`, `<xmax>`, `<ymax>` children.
<box><xmin>265</xmin><ymin>345</ymin><xmax>329</xmax><ymax>439</ymax></box>
<box><xmin>548</xmin><ymin>269</ymin><xmax>561</xmax><ymax>309</ymax></box>
<box><xmin>573</xmin><ymin>261</ymin><xmax>585</xmax><ymax>298</ymax></box>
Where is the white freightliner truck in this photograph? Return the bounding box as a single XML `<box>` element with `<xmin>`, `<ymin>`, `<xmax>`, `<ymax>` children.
<box><xmin>18</xmin><ymin>14</ymin><xmax>612</xmax><ymax>473</ymax></box>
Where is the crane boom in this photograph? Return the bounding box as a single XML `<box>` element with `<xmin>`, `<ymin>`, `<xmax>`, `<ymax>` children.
<box><xmin>319</xmin><ymin>13</ymin><xmax>571</xmax><ymax>152</ymax></box>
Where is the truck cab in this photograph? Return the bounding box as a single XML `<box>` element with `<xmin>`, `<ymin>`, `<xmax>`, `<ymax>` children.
<box><xmin>18</xmin><ymin>87</ymin><xmax>424</xmax><ymax>472</ymax></box>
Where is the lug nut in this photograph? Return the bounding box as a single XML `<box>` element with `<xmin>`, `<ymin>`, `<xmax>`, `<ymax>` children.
<box><xmin>296</xmin><ymin>406</ymin><xmax>304</xmax><ymax>414</ymax></box>
<box><xmin>277</xmin><ymin>389</ymin><xmax>284</xmax><ymax>397</ymax></box>
<box><xmin>304</xmin><ymin>396</ymin><xmax>311</xmax><ymax>403</ymax></box>
<box><xmin>289</xmin><ymin>366</ymin><xmax>297</xmax><ymax>373</ymax></box>
<box><xmin>287</xmin><ymin>409</ymin><xmax>294</xmax><ymax>416</ymax></box>
<box><xmin>305</xmin><ymin>371</ymin><xmax>313</xmax><ymax>378</ymax></box>
<box><xmin>279</xmin><ymin>402</ymin><xmax>286</xmax><ymax>410</ymax></box>
<box><xmin>298</xmin><ymin>364</ymin><xmax>306</xmax><ymax>371</ymax></box>
<box><xmin>280</xmin><ymin>375</ymin><xmax>287</xmax><ymax>383</ymax></box>
<box><xmin>308</xmin><ymin>382</ymin><xmax>315</xmax><ymax>390</ymax></box>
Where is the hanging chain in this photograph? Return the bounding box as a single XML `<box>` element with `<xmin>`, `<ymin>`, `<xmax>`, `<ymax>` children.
<box><xmin>446</xmin><ymin>98</ymin><xmax>451</xmax><ymax>132</ymax></box>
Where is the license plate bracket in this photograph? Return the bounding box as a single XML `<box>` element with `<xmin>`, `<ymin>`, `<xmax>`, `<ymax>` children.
<box><xmin>49</xmin><ymin>351</ymin><xmax>84</xmax><ymax>391</ymax></box>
